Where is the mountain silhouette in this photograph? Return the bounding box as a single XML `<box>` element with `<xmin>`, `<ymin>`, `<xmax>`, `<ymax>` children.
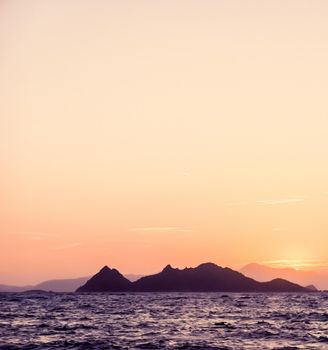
<box><xmin>76</xmin><ymin>266</ymin><xmax>132</xmax><ymax>292</ymax></box>
<box><xmin>305</xmin><ymin>284</ymin><xmax>318</xmax><ymax>291</ymax></box>
<box><xmin>76</xmin><ymin>263</ymin><xmax>311</xmax><ymax>293</ymax></box>
<box><xmin>124</xmin><ymin>274</ymin><xmax>144</xmax><ymax>282</ymax></box>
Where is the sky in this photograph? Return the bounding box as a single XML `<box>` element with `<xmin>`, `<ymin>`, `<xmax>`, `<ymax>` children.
<box><xmin>1</xmin><ymin>0</ymin><xmax>328</xmax><ymax>285</ymax></box>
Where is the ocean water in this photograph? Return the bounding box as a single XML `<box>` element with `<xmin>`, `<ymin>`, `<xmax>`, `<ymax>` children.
<box><xmin>0</xmin><ymin>293</ymin><xmax>328</xmax><ymax>350</ymax></box>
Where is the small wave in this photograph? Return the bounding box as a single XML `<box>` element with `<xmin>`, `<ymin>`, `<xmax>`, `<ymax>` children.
<box><xmin>1</xmin><ymin>293</ymin><xmax>327</xmax><ymax>349</ymax></box>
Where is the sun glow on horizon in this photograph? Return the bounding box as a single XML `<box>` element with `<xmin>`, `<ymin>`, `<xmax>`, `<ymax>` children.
<box><xmin>260</xmin><ymin>259</ymin><xmax>328</xmax><ymax>272</ymax></box>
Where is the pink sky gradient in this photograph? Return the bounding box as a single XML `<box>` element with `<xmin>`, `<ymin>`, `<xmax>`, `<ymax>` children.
<box><xmin>1</xmin><ymin>0</ymin><xmax>328</xmax><ymax>285</ymax></box>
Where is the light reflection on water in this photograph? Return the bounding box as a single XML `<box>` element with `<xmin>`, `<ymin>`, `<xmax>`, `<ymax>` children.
<box><xmin>0</xmin><ymin>292</ymin><xmax>328</xmax><ymax>349</ymax></box>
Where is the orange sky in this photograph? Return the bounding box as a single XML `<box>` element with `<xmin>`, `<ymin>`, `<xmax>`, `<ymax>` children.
<box><xmin>1</xmin><ymin>0</ymin><xmax>328</xmax><ymax>285</ymax></box>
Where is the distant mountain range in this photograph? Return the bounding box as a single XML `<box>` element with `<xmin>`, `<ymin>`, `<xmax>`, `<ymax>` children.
<box><xmin>2</xmin><ymin>262</ymin><xmax>325</xmax><ymax>292</ymax></box>
<box><xmin>0</xmin><ymin>277</ymin><xmax>90</xmax><ymax>293</ymax></box>
<box><xmin>0</xmin><ymin>284</ymin><xmax>33</xmax><ymax>293</ymax></box>
<box><xmin>0</xmin><ymin>274</ymin><xmax>143</xmax><ymax>293</ymax></box>
<box><xmin>76</xmin><ymin>263</ymin><xmax>312</xmax><ymax>293</ymax></box>
<box><xmin>240</xmin><ymin>263</ymin><xmax>328</xmax><ymax>290</ymax></box>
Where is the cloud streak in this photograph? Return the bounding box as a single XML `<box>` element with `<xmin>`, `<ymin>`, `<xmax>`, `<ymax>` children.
<box><xmin>256</xmin><ymin>198</ymin><xmax>305</xmax><ymax>205</ymax></box>
<box><xmin>182</xmin><ymin>172</ymin><xmax>192</xmax><ymax>177</ymax></box>
<box><xmin>259</xmin><ymin>259</ymin><xmax>328</xmax><ymax>270</ymax></box>
<box><xmin>55</xmin><ymin>243</ymin><xmax>82</xmax><ymax>250</ymax></box>
<box><xmin>130</xmin><ymin>227</ymin><xmax>192</xmax><ymax>233</ymax></box>
<box><xmin>17</xmin><ymin>231</ymin><xmax>57</xmax><ymax>241</ymax></box>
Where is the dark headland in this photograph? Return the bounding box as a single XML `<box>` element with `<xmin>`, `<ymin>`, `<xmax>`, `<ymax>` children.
<box><xmin>76</xmin><ymin>263</ymin><xmax>313</xmax><ymax>293</ymax></box>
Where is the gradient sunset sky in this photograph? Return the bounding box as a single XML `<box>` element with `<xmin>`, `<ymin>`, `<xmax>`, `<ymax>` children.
<box><xmin>1</xmin><ymin>0</ymin><xmax>328</xmax><ymax>285</ymax></box>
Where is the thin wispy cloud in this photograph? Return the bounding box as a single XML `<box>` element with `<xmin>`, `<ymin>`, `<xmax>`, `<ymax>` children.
<box><xmin>256</xmin><ymin>198</ymin><xmax>305</xmax><ymax>205</ymax></box>
<box><xmin>55</xmin><ymin>243</ymin><xmax>82</xmax><ymax>250</ymax></box>
<box><xmin>18</xmin><ymin>231</ymin><xmax>55</xmax><ymax>236</ymax></box>
<box><xmin>225</xmin><ymin>201</ymin><xmax>249</xmax><ymax>207</ymax></box>
<box><xmin>182</xmin><ymin>172</ymin><xmax>192</xmax><ymax>177</ymax></box>
<box><xmin>17</xmin><ymin>231</ymin><xmax>57</xmax><ymax>240</ymax></box>
<box><xmin>130</xmin><ymin>227</ymin><xmax>192</xmax><ymax>233</ymax></box>
<box><xmin>226</xmin><ymin>198</ymin><xmax>305</xmax><ymax>207</ymax></box>
<box><xmin>260</xmin><ymin>259</ymin><xmax>328</xmax><ymax>270</ymax></box>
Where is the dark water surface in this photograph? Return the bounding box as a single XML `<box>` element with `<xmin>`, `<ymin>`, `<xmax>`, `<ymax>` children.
<box><xmin>0</xmin><ymin>292</ymin><xmax>328</xmax><ymax>350</ymax></box>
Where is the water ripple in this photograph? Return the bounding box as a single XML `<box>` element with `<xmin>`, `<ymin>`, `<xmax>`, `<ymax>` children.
<box><xmin>0</xmin><ymin>293</ymin><xmax>327</xmax><ymax>349</ymax></box>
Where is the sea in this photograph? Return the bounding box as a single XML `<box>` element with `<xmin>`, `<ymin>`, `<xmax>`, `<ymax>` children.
<box><xmin>0</xmin><ymin>292</ymin><xmax>328</xmax><ymax>350</ymax></box>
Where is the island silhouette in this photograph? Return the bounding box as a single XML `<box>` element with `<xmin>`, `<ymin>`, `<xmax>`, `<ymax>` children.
<box><xmin>76</xmin><ymin>262</ymin><xmax>312</xmax><ymax>293</ymax></box>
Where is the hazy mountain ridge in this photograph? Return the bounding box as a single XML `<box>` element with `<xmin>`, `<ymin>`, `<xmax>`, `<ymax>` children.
<box><xmin>0</xmin><ymin>278</ymin><xmax>90</xmax><ymax>293</ymax></box>
<box><xmin>34</xmin><ymin>277</ymin><xmax>90</xmax><ymax>292</ymax></box>
<box><xmin>0</xmin><ymin>284</ymin><xmax>34</xmax><ymax>293</ymax></box>
<box><xmin>240</xmin><ymin>263</ymin><xmax>328</xmax><ymax>290</ymax></box>
<box><xmin>76</xmin><ymin>263</ymin><xmax>312</xmax><ymax>293</ymax></box>
<box><xmin>0</xmin><ymin>274</ymin><xmax>143</xmax><ymax>293</ymax></box>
